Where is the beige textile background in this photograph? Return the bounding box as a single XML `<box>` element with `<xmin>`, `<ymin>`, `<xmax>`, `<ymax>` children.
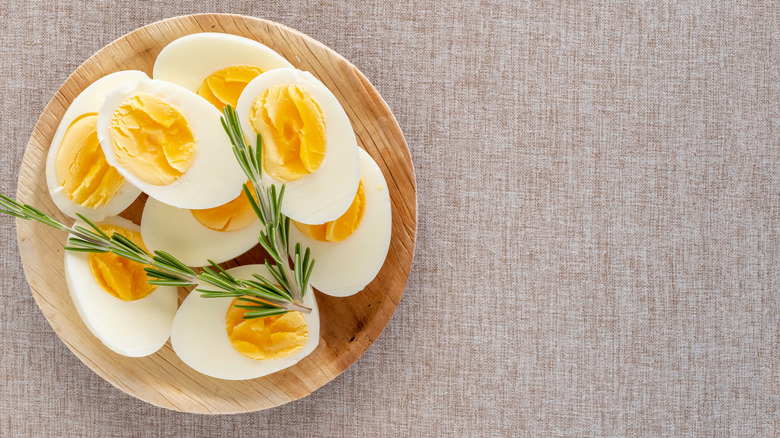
<box><xmin>0</xmin><ymin>1</ymin><xmax>777</xmax><ymax>436</ymax></box>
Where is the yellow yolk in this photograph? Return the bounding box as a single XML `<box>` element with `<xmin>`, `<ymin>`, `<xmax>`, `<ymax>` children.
<box><xmin>197</xmin><ymin>65</ymin><xmax>264</xmax><ymax>111</ymax></box>
<box><xmin>109</xmin><ymin>94</ymin><xmax>196</xmax><ymax>186</ymax></box>
<box><xmin>249</xmin><ymin>83</ymin><xmax>326</xmax><ymax>182</ymax></box>
<box><xmin>293</xmin><ymin>180</ymin><xmax>365</xmax><ymax>242</ymax></box>
<box><xmin>226</xmin><ymin>298</ymin><xmax>309</xmax><ymax>360</ymax></box>
<box><xmin>87</xmin><ymin>225</ymin><xmax>156</xmax><ymax>301</ymax></box>
<box><xmin>55</xmin><ymin>113</ymin><xmax>125</xmax><ymax>208</ymax></box>
<box><xmin>190</xmin><ymin>181</ymin><xmax>257</xmax><ymax>232</ymax></box>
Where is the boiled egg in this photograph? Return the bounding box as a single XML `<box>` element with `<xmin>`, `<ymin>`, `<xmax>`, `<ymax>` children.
<box><xmin>170</xmin><ymin>264</ymin><xmax>319</xmax><ymax>380</ymax></box>
<box><xmin>96</xmin><ymin>78</ymin><xmax>246</xmax><ymax>209</ymax></box>
<box><xmin>140</xmin><ymin>184</ymin><xmax>262</xmax><ymax>267</ymax></box>
<box><xmin>45</xmin><ymin>71</ymin><xmax>146</xmax><ymax>221</ymax></box>
<box><xmin>64</xmin><ymin>216</ymin><xmax>178</xmax><ymax>357</ymax></box>
<box><xmin>153</xmin><ymin>32</ymin><xmax>293</xmax><ymax>111</ymax></box>
<box><xmin>289</xmin><ymin>148</ymin><xmax>391</xmax><ymax>297</ymax></box>
<box><xmin>236</xmin><ymin>68</ymin><xmax>360</xmax><ymax>225</ymax></box>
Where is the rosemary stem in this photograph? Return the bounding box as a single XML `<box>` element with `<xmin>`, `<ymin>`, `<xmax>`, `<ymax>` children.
<box><xmin>251</xmin><ymin>181</ymin><xmax>303</xmax><ymax>304</ymax></box>
<box><xmin>274</xmin><ymin>228</ymin><xmax>303</xmax><ymax>303</ymax></box>
<box><xmin>2</xmin><ymin>197</ymin><xmax>312</xmax><ymax>313</ymax></box>
<box><xmin>0</xmin><ymin>102</ymin><xmax>320</xmax><ymax>319</ymax></box>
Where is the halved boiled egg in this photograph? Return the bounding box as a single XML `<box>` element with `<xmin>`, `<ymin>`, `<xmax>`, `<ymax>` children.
<box><xmin>45</xmin><ymin>71</ymin><xmax>147</xmax><ymax>221</ymax></box>
<box><xmin>64</xmin><ymin>216</ymin><xmax>178</xmax><ymax>357</ymax></box>
<box><xmin>140</xmin><ymin>185</ymin><xmax>262</xmax><ymax>267</ymax></box>
<box><xmin>236</xmin><ymin>68</ymin><xmax>360</xmax><ymax>225</ymax></box>
<box><xmin>153</xmin><ymin>32</ymin><xmax>293</xmax><ymax>111</ymax></box>
<box><xmin>289</xmin><ymin>148</ymin><xmax>392</xmax><ymax>297</ymax></box>
<box><xmin>170</xmin><ymin>264</ymin><xmax>320</xmax><ymax>380</ymax></box>
<box><xmin>96</xmin><ymin>78</ymin><xmax>245</xmax><ymax>209</ymax></box>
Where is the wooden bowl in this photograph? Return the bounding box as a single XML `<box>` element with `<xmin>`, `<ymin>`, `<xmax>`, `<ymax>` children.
<box><xmin>15</xmin><ymin>14</ymin><xmax>416</xmax><ymax>414</ymax></box>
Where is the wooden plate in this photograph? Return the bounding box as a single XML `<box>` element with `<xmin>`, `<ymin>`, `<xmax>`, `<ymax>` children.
<box><xmin>15</xmin><ymin>14</ymin><xmax>416</xmax><ymax>414</ymax></box>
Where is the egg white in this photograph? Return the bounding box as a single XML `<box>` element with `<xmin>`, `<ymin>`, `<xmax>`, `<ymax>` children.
<box><xmin>236</xmin><ymin>68</ymin><xmax>361</xmax><ymax>225</ymax></box>
<box><xmin>64</xmin><ymin>216</ymin><xmax>178</xmax><ymax>357</ymax></box>
<box><xmin>170</xmin><ymin>264</ymin><xmax>320</xmax><ymax>380</ymax></box>
<box><xmin>289</xmin><ymin>148</ymin><xmax>392</xmax><ymax>297</ymax></box>
<box><xmin>140</xmin><ymin>196</ymin><xmax>261</xmax><ymax>267</ymax></box>
<box><xmin>96</xmin><ymin>78</ymin><xmax>246</xmax><ymax>209</ymax></box>
<box><xmin>45</xmin><ymin>71</ymin><xmax>146</xmax><ymax>221</ymax></box>
<box><xmin>153</xmin><ymin>32</ymin><xmax>293</xmax><ymax>92</ymax></box>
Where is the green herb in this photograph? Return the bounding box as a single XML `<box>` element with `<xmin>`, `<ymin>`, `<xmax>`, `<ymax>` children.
<box><xmin>0</xmin><ymin>195</ymin><xmax>311</xmax><ymax>315</ymax></box>
<box><xmin>0</xmin><ymin>105</ymin><xmax>317</xmax><ymax>318</ymax></box>
<box><xmin>220</xmin><ymin>105</ymin><xmax>315</xmax><ymax>305</ymax></box>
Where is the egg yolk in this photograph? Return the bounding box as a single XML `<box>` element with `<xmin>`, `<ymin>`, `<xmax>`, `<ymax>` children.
<box><xmin>87</xmin><ymin>225</ymin><xmax>156</xmax><ymax>301</ymax></box>
<box><xmin>293</xmin><ymin>180</ymin><xmax>365</xmax><ymax>242</ymax></box>
<box><xmin>109</xmin><ymin>94</ymin><xmax>196</xmax><ymax>186</ymax></box>
<box><xmin>190</xmin><ymin>181</ymin><xmax>257</xmax><ymax>232</ymax></box>
<box><xmin>55</xmin><ymin>113</ymin><xmax>125</xmax><ymax>208</ymax></box>
<box><xmin>197</xmin><ymin>65</ymin><xmax>264</xmax><ymax>111</ymax></box>
<box><xmin>226</xmin><ymin>298</ymin><xmax>309</xmax><ymax>360</ymax></box>
<box><xmin>249</xmin><ymin>83</ymin><xmax>326</xmax><ymax>182</ymax></box>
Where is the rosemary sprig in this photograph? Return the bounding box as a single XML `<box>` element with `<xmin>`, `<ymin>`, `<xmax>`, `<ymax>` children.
<box><xmin>219</xmin><ymin>105</ymin><xmax>315</xmax><ymax>305</ymax></box>
<box><xmin>0</xmin><ymin>106</ymin><xmax>317</xmax><ymax>319</ymax></box>
<box><xmin>0</xmin><ymin>195</ymin><xmax>311</xmax><ymax>315</ymax></box>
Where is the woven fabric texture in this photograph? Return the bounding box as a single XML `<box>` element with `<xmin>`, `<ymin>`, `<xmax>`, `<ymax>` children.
<box><xmin>0</xmin><ymin>1</ymin><xmax>777</xmax><ymax>436</ymax></box>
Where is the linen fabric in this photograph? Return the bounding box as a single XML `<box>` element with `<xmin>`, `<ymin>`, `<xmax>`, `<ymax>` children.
<box><xmin>0</xmin><ymin>1</ymin><xmax>777</xmax><ymax>436</ymax></box>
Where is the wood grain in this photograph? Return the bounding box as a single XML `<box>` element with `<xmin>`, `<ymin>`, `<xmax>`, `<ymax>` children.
<box><xmin>15</xmin><ymin>14</ymin><xmax>416</xmax><ymax>414</ymax></box>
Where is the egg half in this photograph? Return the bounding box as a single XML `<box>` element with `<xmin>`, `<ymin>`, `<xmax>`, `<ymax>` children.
<box><xmin>96</xmin><ymin>78</ymin><xmax>246</xmax><ymax>209</ymax></box>
<box><xmin>64</xmin><ymin>216</ymin><xmax>178</xmax><ymax>357</ymax></box>
<box><xmin>170</xmin><ymin>264</ymin><xmax>320</xmax><ymax>380</ymax></box>
<box><xmin>236</xmin><ymin>68</ymin><xmax>360</xmax><ymax>225</ymax></box>
<box><xmin>289</xmin><ymin>148</ymin><xmax>392</xmax><ymax>297</ymax></box>
<box><xmin>153</xmin><ymin>32</ymin><xmax>293</xmax><ymax>111</ymax></box>
<box><xmin>45</xmin><ymin>70</ymin><xmax>146</xmax><ymax>221</ymax></box>
<box><xmin>140</xmin><ymin>191</ymin><xmax>262</xmax><ymax>267</ymax></box>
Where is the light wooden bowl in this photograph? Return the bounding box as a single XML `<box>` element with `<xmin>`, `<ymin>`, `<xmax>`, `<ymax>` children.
<box><xmin>15</xmin><ymin>14</ymin><xmax>416</xmax><ymax>414</ymax></box>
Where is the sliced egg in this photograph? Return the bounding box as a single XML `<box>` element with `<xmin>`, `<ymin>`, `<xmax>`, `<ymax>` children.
<box><xmin>45</xmin><ymin>71</ymin><xmax>147</xmax><ymax>221</ymax></box>
<box><xmin>140</xmin><ymin>186</ymin><xmax>262</xmax><ymax>267</ymax></box>
<box><xmin>236</xmin><ymin>68</ymin><xmax>360</xmax><ymax>225</ymax></box>
<box><xmin>96</xmin><ymin>78</ymin><xmax>246</xmax><ymax>209</ymax></box>
<box><xmin>153</xmin><ymin>32</ymin><xmax>293</xmax><ymax>111</ymax></box>
<box><xmin>289</xmin><ymin>148</ymin><xmax>391</xmax><ymax>297</ymax></box>
<box><xmin>170</xmin><ymin>264</ymin><xmax>320</xmax><ymax>380</ymax></box>
<box><xmin>64</xmin><ymin>216</ymin><xmax>178</xmax><ymax>357</ymax></box>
